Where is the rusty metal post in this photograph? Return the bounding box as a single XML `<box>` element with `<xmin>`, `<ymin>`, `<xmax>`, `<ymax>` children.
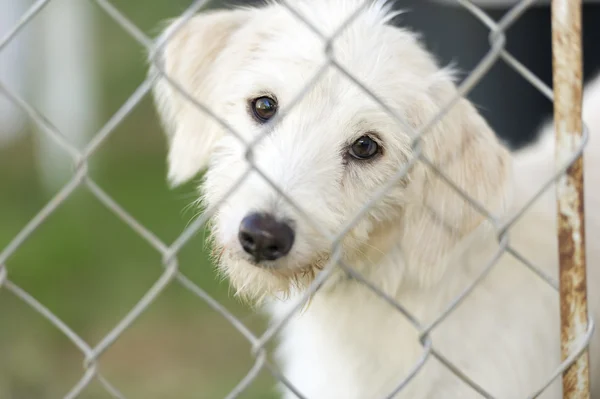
<box><xmin>551</xmin><ymin>0</ymin><xmax>590</xmax><ymax>397</ymax></box>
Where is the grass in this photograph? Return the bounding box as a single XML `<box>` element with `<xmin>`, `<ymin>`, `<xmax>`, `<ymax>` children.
<box><xmin>0</xmin><ymin>1</ymin><xmax>279</xmax><ymax>398</ymax></box>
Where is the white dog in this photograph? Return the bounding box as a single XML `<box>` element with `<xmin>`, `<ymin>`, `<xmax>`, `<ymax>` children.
<box><xmin>150</xmin><ymin>1</ymin><xmax>600</xmax><ymax>397</ymax></box>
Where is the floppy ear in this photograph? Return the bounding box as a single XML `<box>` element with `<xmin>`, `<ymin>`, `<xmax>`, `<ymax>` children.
<box><xmin>150</xmin><ymin>9</ymin><xmax>252</xmax><ymax>186</ymax></box>
<box><xmin>402</xmin><ymin>94</ymin><xmax>511</xmax><ymax>286</ymax></box>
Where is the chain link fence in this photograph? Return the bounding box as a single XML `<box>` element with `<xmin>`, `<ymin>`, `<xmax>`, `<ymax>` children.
<box><xmin>0</xmin><ymin>0</ymin><xmax>594</xmax><ymax>398</ymax></box>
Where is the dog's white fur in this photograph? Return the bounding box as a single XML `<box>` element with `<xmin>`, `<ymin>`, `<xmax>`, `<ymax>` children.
<box><xmin>150</xmin><ymin>1</ymin><xmax>600</xmax><ymax>397</ymax></box>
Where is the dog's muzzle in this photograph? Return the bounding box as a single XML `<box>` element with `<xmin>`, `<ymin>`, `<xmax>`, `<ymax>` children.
<box><xmin>238</xmin><ymin>212</ymin><xmax>295</xmax><ymax>263</ymax></box>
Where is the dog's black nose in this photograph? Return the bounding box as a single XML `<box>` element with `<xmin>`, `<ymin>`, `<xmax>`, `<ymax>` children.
<box><xmin>238</xmin><ymin>213</ymin><xmax>295</xmax><ymax>262</ymax></box>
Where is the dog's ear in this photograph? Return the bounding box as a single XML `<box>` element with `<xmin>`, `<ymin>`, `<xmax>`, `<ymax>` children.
<box><xmin>150</xmin><ymin>9</ymin><xmax>252</xmax><ymax>186</ymax></box>
<box><xmin>402</xmin><ymin>95</ymin><xmax>511</xmax><ymax>286</ymax></box>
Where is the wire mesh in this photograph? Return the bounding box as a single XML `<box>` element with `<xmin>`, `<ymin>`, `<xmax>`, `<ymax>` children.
<box><xmin>0</xmin><ymin>0</ymin><xmax>593</xmax><ymax>398</ymax></box>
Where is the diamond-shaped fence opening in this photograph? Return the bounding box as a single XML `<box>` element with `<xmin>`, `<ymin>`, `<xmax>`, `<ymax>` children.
<box><xmin>0</xmin><ymin>0</ymin><xmax>593</xmax><ymax>398</ymax></box>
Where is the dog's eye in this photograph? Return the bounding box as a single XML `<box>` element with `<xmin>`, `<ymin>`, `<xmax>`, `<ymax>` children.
<box><xmin>349</xmin><ymin>136</ymin><xmax>380</xmax><ymax>160</ymax></box>
<box><xmin>251</xmin><ymin>96</ymin><xmax>277</xmax><ymax>122</ymax></box>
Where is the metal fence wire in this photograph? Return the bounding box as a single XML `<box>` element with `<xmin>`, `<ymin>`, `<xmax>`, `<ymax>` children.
<box><xmin>0</xmin><ymin>0</ymin><xmax>593</xmax><ymax>398</ymax></box>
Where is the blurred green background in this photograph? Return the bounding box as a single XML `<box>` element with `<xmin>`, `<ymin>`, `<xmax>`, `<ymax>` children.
<box><xmin>0</xmin><ymin>1</ymin><xmax>278</xmax><ymax>398</ymax></box>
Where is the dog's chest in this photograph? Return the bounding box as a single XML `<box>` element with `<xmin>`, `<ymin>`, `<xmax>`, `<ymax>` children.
<box><xmin>269</xmin><ymin>284</ymin><xmax>475</xmax><ymax>399</ymax></box>
<box><xmin>268</xmin><ymin>266</ymin><xmax>562</xmax><ymax>399</ymax></box>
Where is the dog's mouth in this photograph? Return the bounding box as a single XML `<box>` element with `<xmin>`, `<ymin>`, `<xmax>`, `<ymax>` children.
<box><xmin>233</xmin><ymin>245</ymin><xmax>330</xmax><ymax>276</ymax></box>
<box><xmin>242</xmin><ymin>254</ymin><xmax>281</xmax><ymax>269</ymax></box>
<box><xmin>212</xmin><ymin>242</ymin><xmax>332</xmax><ymax>301</ymax></box>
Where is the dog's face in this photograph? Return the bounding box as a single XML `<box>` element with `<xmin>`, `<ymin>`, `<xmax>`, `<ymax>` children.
<box><xmin>151</xmin><ymin>1</ymin><xmax>510</xmax><ymax>302</ymax></box>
